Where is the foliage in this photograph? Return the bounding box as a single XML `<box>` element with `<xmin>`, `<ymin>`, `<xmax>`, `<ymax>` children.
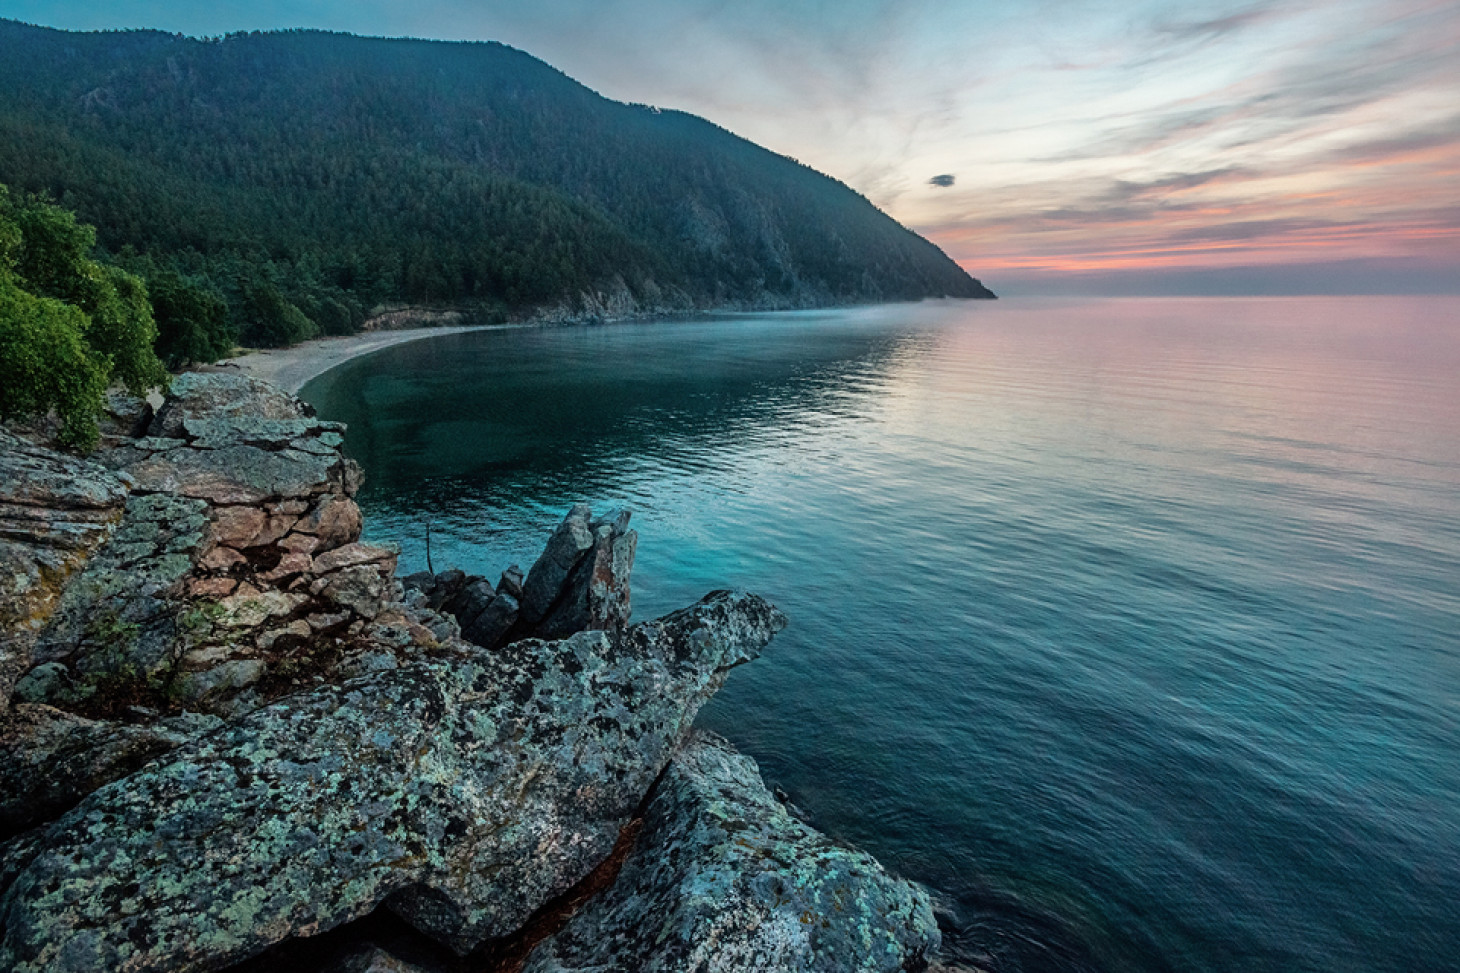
<box><xmin>0</xmin><ymin>187</ymin><xmax>166</xmax><ymax>448</ymax></box>
<box><xmin>0</xmin><ymin>21</ymin><xmax>992</xmax><ymax>356</ymax></box>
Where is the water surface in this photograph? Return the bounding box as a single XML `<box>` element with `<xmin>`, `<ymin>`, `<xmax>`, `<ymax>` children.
<box><xmin>305</xmin><ymin>297</ymin><xmax>1460</xmax><ymax>972</ymax></box>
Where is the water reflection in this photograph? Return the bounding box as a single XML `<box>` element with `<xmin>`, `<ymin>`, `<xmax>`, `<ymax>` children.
<box><xmin>305</xmin><ymin>297</ymin><xmax>1460</xmax><ymax>973</ymax></box>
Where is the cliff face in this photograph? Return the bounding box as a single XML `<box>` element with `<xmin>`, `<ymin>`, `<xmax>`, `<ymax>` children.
<box><xmin>0</xmin><ymin>375</ymin><xmax>941</xmax><ymax>972</ymax></box>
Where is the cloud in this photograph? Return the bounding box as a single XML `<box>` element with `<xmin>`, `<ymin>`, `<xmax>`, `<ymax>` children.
<box><xmin>928</xmin><ymin>174</ymin><xmax>955</xmax><ymax>188</ymax></box>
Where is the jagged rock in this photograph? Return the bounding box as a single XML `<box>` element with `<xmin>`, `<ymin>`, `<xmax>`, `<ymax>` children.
<box><xmin>497</xmin><ymin>564</ymin><xmax>524</xmax><ymax>600</ymax></box>
<box><xmin>461</xmin><ymin>591</ymin><xmax>517</xmax><ymax>648</ymax></box>
<box><xmin>0</xmin><ymin>591</ymin><xmax>786</xmax><ymax>971</ymax></box>
<box><xmin>442</xmin><ymin>578</ymin><xmax>493</xmax><ymax>626</ymax></box>
<box><xmin>25</xmin><ymin>493</ymin><xmax>212</xmax><ymax>712</ymax></box>
<box><xmin>148</xmin><ymin>372</ymin><xmax>313</xmax><ymax>439</ymax></box>
<box><xmin>522</xmin><ymin>731</ymin><xmax>940</xmax><ymax>973</ymax></box>
<box><xmin>98</xmin><ymin>390</ymin><xmax>153</xmax><ymax>441</ymax></box>
<box><xmin>321</xmin><ymin>564</ymin><xmax>392</xmax><ymax>617</ymax></box>
<box><xmin>518</xmin><ymin>503</ymin><xmax>595</xmax><ymax>625</ymax></box>
<box><xmin>0</xmin><ymin>704</ymin><xmax>222</xmax><ymax>837</ymax></box>
<box><xmin>0</xmin><ymin>430</ymin><xmax>131</xmax><ymax>704</ymax></box>
<box><xmin>102</xmin><ymin>439</ymin><xmax>355</xmax><ymax>506</ymax></box>
<box><xmin>535</xmin><ymin>512</ymin><xmax>636</xmax><ymax>640</ymax></box>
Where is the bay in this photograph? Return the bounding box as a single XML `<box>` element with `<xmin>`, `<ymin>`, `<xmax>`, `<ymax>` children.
<box><xmin>303</xmin><ymin>296</ymin><xmax>1460</xmax><ymax>972</ymax></box>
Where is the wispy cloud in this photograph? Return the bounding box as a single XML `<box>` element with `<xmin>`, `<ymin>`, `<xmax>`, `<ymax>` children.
<box><xmin>8</xmin><ymin>0</ymin><xmax>1460</xmax><ymax>292</ymax></box>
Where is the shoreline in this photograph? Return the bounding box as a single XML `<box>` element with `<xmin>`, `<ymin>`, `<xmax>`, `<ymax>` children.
<box><xmin>213</xmin><ymin>324</ymin><xmax>515</xmax><ymax>394</ymax></box>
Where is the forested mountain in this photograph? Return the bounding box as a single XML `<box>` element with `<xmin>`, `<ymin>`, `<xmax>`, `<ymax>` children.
<box><xmin>0</xmin><ymin>20</ymin><xmax>992</xmax><ymax>349</ymax></box>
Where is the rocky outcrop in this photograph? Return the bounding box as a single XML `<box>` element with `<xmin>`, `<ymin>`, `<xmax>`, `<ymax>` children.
<box><xmin>523</xmin><ymin>731</ymin><xmax>941</xmax><ymax>972</ymax></box>
<box><xmin>401</xmin><ymin>504</ymin><xmax>635</xmax><ymax>650</ymax></box>
<box><xmin>0</xmin><ymin>592</ymin><xmax>786</xmax><ymax>972</ymax></box>
<box><xmin>0</xmin><ymin>370</ymin><xmax>945</xmax><ymax>973</ymax></box>
<box><xmin>0</xmin><ymin>430</ymin><xmax>131</xmax><ymax>706</ymax></box>
<box><xmin>14</xmin><ymin>373</ymin><xmax>407</xmax><ymax>721</ymax></box>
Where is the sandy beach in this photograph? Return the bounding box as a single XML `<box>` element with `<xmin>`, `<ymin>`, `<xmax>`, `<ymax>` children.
<box><xmin>216</xmin><ymin>324</ymin><xmax>514</xmax><ymax>394</ymax></box>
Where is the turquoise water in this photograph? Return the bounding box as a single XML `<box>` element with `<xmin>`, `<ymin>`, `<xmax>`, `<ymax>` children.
<box><xmin>303</xmin><ymin>297</ymin><xmax>1460</xmax><ymax>972</ymax></box>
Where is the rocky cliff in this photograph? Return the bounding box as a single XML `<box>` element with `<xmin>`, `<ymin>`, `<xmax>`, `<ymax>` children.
<box><xmin>0</xmin><ymin>374</ymin><xmax>941</xmax><ymax>972</ymax></box>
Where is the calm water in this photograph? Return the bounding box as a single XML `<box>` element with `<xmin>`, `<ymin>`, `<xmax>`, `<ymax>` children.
<box><xmin>303</xmin><ymin>297</ymin><xmax>1460</xmax><ymax>973</ymax></box>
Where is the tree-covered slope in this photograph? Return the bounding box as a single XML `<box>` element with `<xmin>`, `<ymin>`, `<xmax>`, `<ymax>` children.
<box><xmin>0</xmin><ymin>20</ymin><xmax>992</xmax><ymax>344</ymax></box>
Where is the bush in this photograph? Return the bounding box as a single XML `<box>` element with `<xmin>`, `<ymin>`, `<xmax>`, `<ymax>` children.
<box><xmin>0</xmin><ymin>186</ymin><xmax>168</xmax><ymax>448</ymax></box>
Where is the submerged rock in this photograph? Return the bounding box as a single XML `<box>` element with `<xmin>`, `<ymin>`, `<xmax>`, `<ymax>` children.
<box><xmin>523</xmin><ymin>730</ymin><xmax>941</xmax><ymax>973</ymax></box>
<box><xmin>0</xmin><ymin>591</ymin><xmax>786</xmax><ymax>972</ymax></box>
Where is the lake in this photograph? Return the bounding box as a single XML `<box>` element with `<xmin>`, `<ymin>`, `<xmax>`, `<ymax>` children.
<box><xmin>303</xmin><ymin>296</ymin><xmax>1460</xmax><ymax>973</ymax></box>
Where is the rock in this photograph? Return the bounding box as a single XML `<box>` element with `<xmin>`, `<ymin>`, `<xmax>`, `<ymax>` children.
<box><xmin>198</xmin><ymin>546</ymin><xmax>247</xmax><ymax>572</ymax></box>
<box><xmin>188</xmin><ymin>577</ymin><xmax>238</xmax><ymax>599</ymax></box>
<box><xmin>259</xmin><ymin>551</ymin><xmax>314</xmax><ymax>584</ymax></box>
<box><xmin>0</xmin><ymin>591</ymin><xmax>786</xmax><ymax>971</ymax></box>
<box><xmin>321</xmin><ymin>564</ymin><xmax>392</xmax><ymax>617</ymax></box>
<box><xmin>497</xmin><ymin>564</ymin><xmax>524</xmax><ymax>600</ymax></box>
<box><xmin>25</xmin><ymin>493</ymin><xmax>212</xmax><ymax>711</ymax></box>
<box><xmin>278</xmin><ymin>532</ymin><xmax>322</xmax><ymax>554</ymax></box>
<box><xmin>294</xmin><ymin>494</ymin><xmax>364</xmax><ymax>549</ymax></box>
<box><xmin>0</xmin><ymin>704</ymin><xmax>222</xmax><ymax>837</ymax></box>
<box><xmin>517</xmin><ymin>504</ymin><xmax>595</xmax><ymax>625</ymax></box>
<box><xmin>103</xmin><ymin>440</ymin><xmax>352</xmax><ymax>506</ymax></box>
<box><xmin>522</xmin><ymin>731</ymin><xmax>940</xmax><ymax>973</ymax></box>
<box><xmin>148</xmin><ymin>372</ymin><xmax>313</xmax><ymax>439</ymax></box>
<box><xmin>400</xmin><ymin>571</ymin><xmax>434</xmax><ymax>592</ymax></box>
<box><xmin>535</xmin><ymin>515</ymin><xmax>636</xmax><ymax>640</ymax></box>
<box><xmin>313</xmin><ymin>542</ymin><xmax>399</xmax><ymax>576</ymax></box>
<box><xmin>442</xmin><ymin>578</ymin><xmax>493</xmax><ymax>629</ymax></box>
<box><xmin>210</xmin><ymin>505</ymin><xmax>267</xmax><ymax>548</ymax></box>
<box><xmin>460</xmin><ymin>591</ymin><xmax>517</xmax><ymax>649</ymax></box>
<box><xmin>98</xmin><ymin>390</ymin><xmax>153</xmax><ymax>441</ymax></box>
<box><xmin>170</xmin><ymin>659</ymin><xmax>268</xmax><ymax>709</ymax></box>
<box><xmin>0</xmin><ymin>430</ymin><xmax>131</xmax><ymax>704</ymax></box>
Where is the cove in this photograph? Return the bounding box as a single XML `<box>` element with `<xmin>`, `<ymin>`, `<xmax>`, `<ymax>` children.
<box><xmin>303</xmin><ymin>296</ymin><xmax>1460</xmax><ymax>973</ymax></box>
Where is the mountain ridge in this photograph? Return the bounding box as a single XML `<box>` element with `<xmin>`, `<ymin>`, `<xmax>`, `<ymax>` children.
<box><xmin>0</xmin><ymin>20</ymin><xmax>992</xmax><ymax>348</ymax></box>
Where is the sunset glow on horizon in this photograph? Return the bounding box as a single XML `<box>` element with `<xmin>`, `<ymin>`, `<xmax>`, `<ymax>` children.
<box><xmin>8</xmin><ymin>0</ymin><xmax>1460</xmax><ymax>294</ymax></box>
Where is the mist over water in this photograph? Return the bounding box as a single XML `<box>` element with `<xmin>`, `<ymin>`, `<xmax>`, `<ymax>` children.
<box><xmin>304</xmin><ymin>297</ymin><xmax>1460</xmax><ymax>973</ymax></box>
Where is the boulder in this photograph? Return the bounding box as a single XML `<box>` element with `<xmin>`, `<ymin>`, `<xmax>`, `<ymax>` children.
<box><xmin>522</xmin><ymin>731</ymin><xmax>941</xmax><ymax>973</ymax></box>
<box><xmin>0</xmin><ymin>591</ymin><xmax>785</xmax><ymax>972</ymax></box>
<box><xmin>517</xmin><ymin>504</ymin><xmax>595</xmax><ymax>625</ymax></box>
<box><xmin>147</xmin><ymin>372</ymin><xmax>313</xmax><ymax>439</ymax></box>
<box><xmin>0</xmin><ymin>704</ymin><xmax>222</xmax><ymax>838</ymax></box>
<box><xmin>534</xmin><ymin>512</ymin><xmax>636</xmax><ymax>640</ymax></box>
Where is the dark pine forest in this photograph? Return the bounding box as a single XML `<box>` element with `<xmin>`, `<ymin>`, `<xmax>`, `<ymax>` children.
<box><xmin>0</xmin><ymin>20</ymin><xmax>993</xmax><ymax>356</ymax></box>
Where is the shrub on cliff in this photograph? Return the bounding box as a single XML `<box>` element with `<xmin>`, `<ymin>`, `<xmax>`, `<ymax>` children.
<box><xmin>0</xmin><ymin>187</ymin><xmax>167</xmax><ymax>449</ymax></box>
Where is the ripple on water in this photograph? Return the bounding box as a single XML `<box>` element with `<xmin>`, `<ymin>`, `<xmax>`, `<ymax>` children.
<box><xmin>304</xmin><ymin>297</ymin><xmax>1460</xmax><ymax>973</ymax></box>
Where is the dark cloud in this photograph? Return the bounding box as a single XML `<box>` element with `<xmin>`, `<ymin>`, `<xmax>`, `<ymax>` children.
<box><xmin>928</xmin><ymin>174</ymin><xmax>955</xmax><ymax>187</ymax></box>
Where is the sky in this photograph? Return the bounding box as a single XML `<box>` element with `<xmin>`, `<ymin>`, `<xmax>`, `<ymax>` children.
<box><xmin>4</xmin><ymin>0</ymin><xmax>1459</xmax><ymax>294</ymax></box>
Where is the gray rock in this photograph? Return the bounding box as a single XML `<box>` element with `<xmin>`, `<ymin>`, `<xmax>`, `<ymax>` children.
<box><xmin>460</xmin><ymin>590</ymin><xmax>517</xmax><ymax>649</ymax></box>
<box><xmin>148</xmin><ymin>372</ymin><xmax>313</xmax><ymax>439</ymax></box>
<box><xmin>535</xmin><ymin>517</ymin><xmax>636</xmax><ymax>640</ymax></box>
<box><xmin>497</xmin><ymin>564</ymin><xmax>524</xmax><ymax>600</ymax></box>
<box><xmin>102</xmin><ymin>440</ymin><xmax>352</xmax><ymax>506</ymax></box>
<box><xmin>0</xmin><ymin>430</ymin><xmax>131</xmax><ymax>704</ymax></box>
<box><xmin>0</xmin><ymin>704</ymin><xmax>222</xmax><ymax>837</ymax></box>
<box><xmin>518</xmin><ymin>504</ymin><xmax>595</xmax><ymax>625</ymax></box>
<box><xmin>442</xmin><ymin>578</ymin><xmax>494</xmax><ymax>629</ymax></box>
<box><xmin>26</xmin><ymin>493</ymin><xmax>212</xmax><ymax>711</ymax></box>
<box><xmin>321</xmin><ymin>564</ymin><xmax>393</xmax><ymax>617</ymax></box>
<box><xmin>522</xmin><ymin>731</ymin><xmax>940</xmax><ymax>973</ymax></box>
<box><xmin>0</xmin><ymin>590</ymin><xmax>786</xmax><ymax>971</ymax></box>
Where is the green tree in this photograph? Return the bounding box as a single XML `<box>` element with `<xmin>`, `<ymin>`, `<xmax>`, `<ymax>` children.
<box><xmin>0</xmin><ymin>276</ymin><xmax>109</xmax><ymax>449</ymax></box>
<box><xmin>147</xmin><ymin>268</ymin><xmax>233</xmax><ymax>367</ymax></box>
<box><xmin>0</xmin><ymin>186</ymin><xmax>167</xmax><ymax>448</ymax></box>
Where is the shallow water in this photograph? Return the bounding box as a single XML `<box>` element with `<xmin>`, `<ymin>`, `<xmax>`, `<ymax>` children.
<box><xmin>304</xmin><ymin>297</ymin><xmax>1460</xmax><ymax>972</ymax></box>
